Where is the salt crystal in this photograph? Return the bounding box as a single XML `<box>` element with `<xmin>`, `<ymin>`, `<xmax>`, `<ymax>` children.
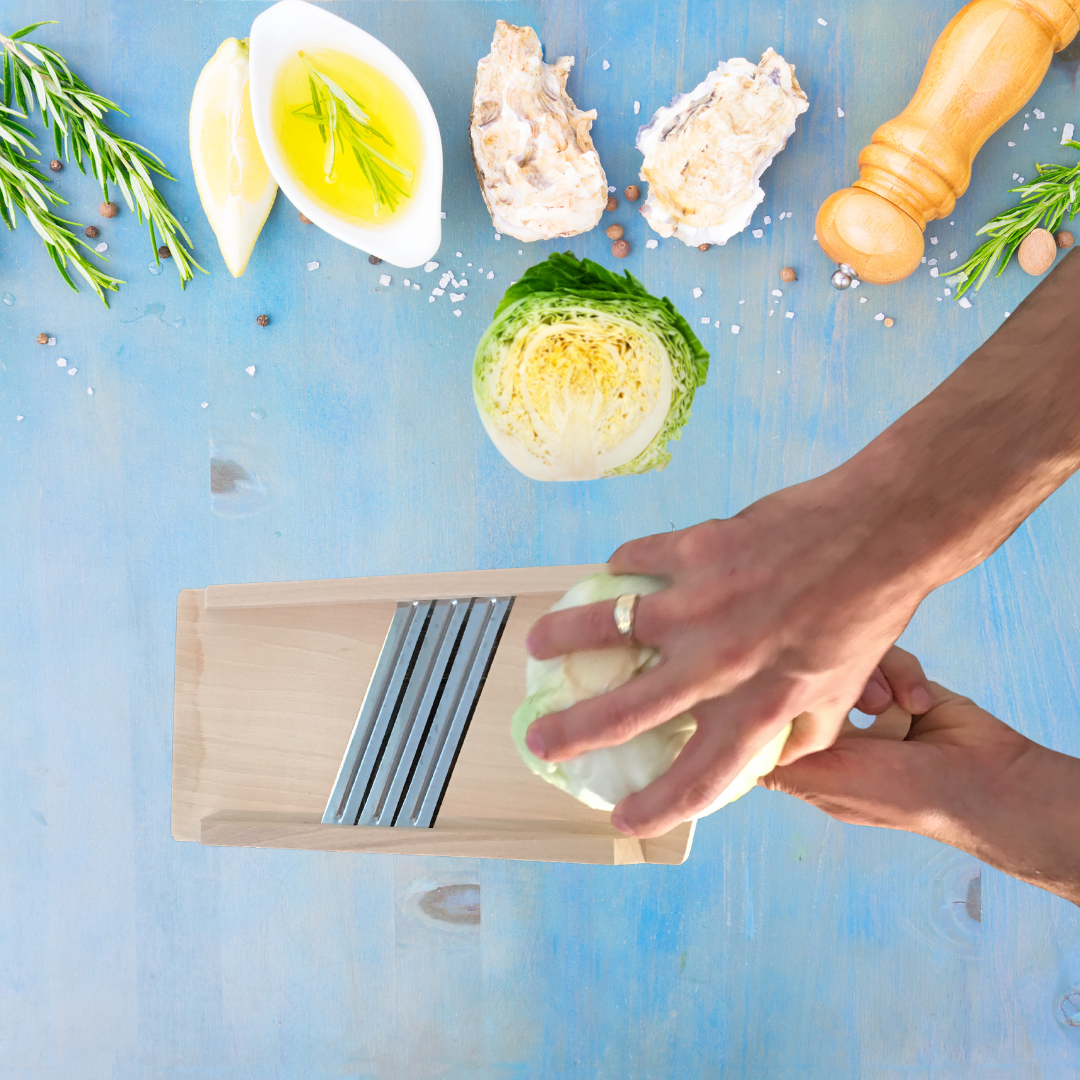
<box><xmin>771</xmin><ymin>289</ymin><xmax>783</xmax><ymax>297</ymax></box>
<box><xmin>1034</xmin><ymin>108</ymin><xmax>1045</xmax><ymax>119</ymax></box>
<box><xmin>944</xmin><ymin>288</ymin><xmax>952</xmax><ymax>296</ymax></box>
<box><xmin>307</xmin><ymin>260</ymin><xmax>319</xmax><ymax>271</ymax></box>
<box><xmin>714</xmin><ymin>320</ymin><xmax>720</xmax><ymax>327</ymax></box>
<box><xmin>440</xmin><ymin>212</ymin><xmax>446</xmax><ymax>219</ymax></box>
<box><xmin>96</xmin><ymin>242</ymin><xmax>108</xmax><ymax>252</ymax></box>
<box><xmin>818</xmin><ymin>17</ymin><xmax>828</xmax><ymax>25</ymax></box>
<box><xmin>453</xmin><ymin>310</ymin><xmax>462</xmax><ymax>317</ymax></box>
<box><xmin>850</xmin><ymin>279</ymin><xmax>860</xmax><ymax>289</ymax></box>
<box><xmin>47</xmin><ymin>337</ymin><xmax>55</xmax><ymax>345</ymax></box>
<box><xmin>16</xmin><ymin>415</ymin><xmax>23</xmax><ymax>421</ymax></box>
<box><xmin>379</xmin><ymin>274</ymin><xmax>391</xmax><ymax>286</ymax></box>
<box><xmin>837</xmin><ymin>107</ymin><xmax>845</xmax><ymax>118</ymax></box>
<box><xmin>201</xmin><ymin>402</ymin><xmax>209</xmax><ymax>409</ymax></box>
<box><xmin>731</xmin><ymin>325</ymin><xmax>741</xmax><ymax>334</ymax></box>
<box><xmin>921</xmin><ymin>257</ymin><xmax>927</xmax><ymax>264</ymax></box>
<box><xmin>928</xmin><ymin>258</ymin><xmax>937</xmax><ymax>266</ymax></box>
<box><xmin>412</xmin><ymin>283</ymin><xmax>420</xmax><ymax>290</ymax></box>
<box><xmin>1004</xmin><ymin>311</ymin><xmax>1011</xmax><ymax>318</ymax></box>
<box><xmin>494</xmin><ymin>233</ymin><xmax>501</xmax><ymax>240</ymax></box>
<box><xmin>1013</xmin><ymin>173</ymin><xmax>1020</xmax><ymax>181</ymax></box>
<box><xmin>1008</xmin><ymin>141</ymin><xmax>1016</xmax><ymax>147</ymax></box>
<box><xmin>700</xmin><ymin>316</ymin><xmax>711</xmax><ymax>324</ymax></box>
<box><xmin>1024</xmin><ymin>123</ymin><xmax>1030</xmax><ymax>130</ymax></box>
<box><xmin>477</xmin><ymin>268</ymin><xmax>483</xmax><ymax>273</ymax></box>
<box><xmin>930</xmin><ymin>267</ymin><xmax>939</xmax><ymax>277</ymax></box>
<box><xmin>603</xmin><ymin>60</ymin><xmax>610</xmax><ymax>70</ymax></box>
<box><xmin>57</xmin><ymin>357</ymin><xmax>67</xmax><ymax>367</ymax></box>
<box><xmin>950</xmin><ymin>251</ymin><xmax>958</xmax><ymax>259</ymax></box>
<box><xmin>424</xmin><ymin>261</ymin><xmax>439</xmax><ymax>272</ymax></box>
<box><xmin>486</xmin><ymin>271</ymin><xmax>494</xmax><ymax>280</ymax></box>
<box><xmin>1062</xmin><ymin>123</ymin><xmax>1075</xmax><ymax>145</ymax></box>
<box><xmin>433</xmin><ymin>288</ymin><xmax>445</xmax><ymax>296</ymax></box>
<box><xmin>429</xmin><ymin>296</ymin><xmax>435</xmax><ymax>303</ymax></box>
<box><xmin>467</xmin><ymin>263</ymin><xmax>472</xmax><ymax>267</ymax></box>
<box><xmin>455</xmin><ymin>252</ymin><xmax>463</xmax><ymax>258</ymax></box>
<box><xmin>752</xmin><ymin>229</ymin><xmax>763</xmax><ymax>238</ymax></box>
<box><xmin>634</xmin><ymin>101</ymin><xmax>640</xmax><ymax>114</ymax></box>
<box><xmin>785</xmin><ymin>311</ymin><xmax>795</xmax><ymax>319</ymax></box>
<box><xmin>460</xmin><ymin>278</ymin><xmax>469</xmax><ymax>287</ymax></box>
<box><xmin>68</xmin><ymin>367</ymin><xmax>77</xmax><ymax>374</ymax></box>
<box><xmin>403</xmin><ymin>279</ymin><xmax>411</xmax><ymax>287</ymax></box>
<box><xmin>693</xmin><ymin>287</ymin><xmax>703</xmax><ymax>298</ymax></box>
<box><xmin>769</xmin><ymin>309</ymin><xmax>775</xmax><ymax>316</ymax></box>
<box><xmin>959</xmin><ymin>297</ymin><xmax>972</xmax><ymax>308</ymax></box>
<box><xmin>646</xmin><ymin>239</ymin><xmax>658</xmax><ymax>249</ymax></box>
<box><xmin>518</xmin><ymin>250</ymin><xmax>523</xmax><ymax>255</ymax></box>
<box><xmin>87</xmin><ymin>387</ymin><xmax>94</xmax><ymax>395</ymax></box>
<box><xmin>937</xmin><ymin>297</ymin><xmax>943</xmax><ymax>302</ymax></box>
<box><xmin>739</xmin><ymin>299</ymin><xmax>745</xmax><ymax>304</ymax></box>
<box><xmin>764</xmin><ymin>215</ymin><xmax>772</xmax><ymax>224</ymax></box>
<box><xmin>874</xmin><ymin>312</ymin><xmax>885</xmax><ymax>321</ymax></box>
<box><xmin>246</xmin><ymin>365</ymin><xmax>256</xmax><ymax>376</ymax></box>
<box><xmin>930</xmin><ymin>236</ymin><xmax>938</xmax><ymax>244</ymax></box>
<box><xmin>1025</xmin><ymin>113</ymin><xmax>1030</xmax><ymax>118</ymax></box>
<box><xmin>859</xmin><ymin>297</ymin><xmax>867</xmax><ymax>304</ymax></box>
<box><xmin>450</xmin><ymin>293</ymin><xmax>465</xmax><ymax>303</ymax></box>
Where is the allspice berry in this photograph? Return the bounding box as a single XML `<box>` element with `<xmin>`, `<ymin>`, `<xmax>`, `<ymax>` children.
<box><xmin>624</xmin><ymin>185</ymin><xmax>641</xmax><ymax>202</ymax></box>
<box><xmin>612</xmin><ymin>239</ymin><xmax>631</xmax><ymax>258</ymax></box>
<box><xmin>158</xmin><ymin>245</ymin><xmax>171</xmax><ymax>259</ymax></box>
<box><xmin>36</xmin><ymin>332</ymin><xmax>50</xmax><ymax>344</ymax></box>
<box><xmin>1017</xmin><ymin>227</ymin><xmax>1057</xmax><ymax>276</ymax></box>
<box><xmin>883</xmin><ymin>317</ymin><xmax>895</xmax><ymax>328</ymax></box>
<box><xmin>1056</xmin><ymin>230</ymin><xmax>1075</xmax><ymax>250</ymax></box>
<box><xmin>298</xmin><ymin>211</ymin><xmax>313</xmax><ymax>224</ymax></box>
<box><xmin>606</xmin><ymin>195</ymin><xmax>618</xmax><ymax>212</ymax></box>
<box><xmin>85</xmin><ymin>225</ymin><xmax>99</xmax><ymax>239</ymax></box>
<box><xmin>780</xmin><ymin>266</ymin><xmax>797</xmax><ymax>282</ymax></box>
<box><xmin>698</xmin><ymin>243</ymin><xmax>710</xmax><ymax>252</ymax></box>
<box><xmin>368</xmin><ymin>254</ymin><xmax>382</xmax><ymax>265</ymax></box>
<box><xmin>99</xmin><ymin>201</ymin><xmax>119</xmax><ymax>218</ymax></box>
<box><xmin>49</xmin><ymin>159</ymin><xmax>62</xmax><ymax>172</ymax></box>
<box><xmin>606</xmin><ymin>223</ymin><xmax>625</xmax><ymax>240</ymax></box>
<box><xmin>256</xmin><ymin>314</ymin><xmax>270</xmax><ymax>327</ymax></box>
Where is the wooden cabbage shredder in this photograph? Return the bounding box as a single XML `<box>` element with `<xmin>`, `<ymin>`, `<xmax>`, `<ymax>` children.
<box><xmin>172</xmin><ymin>566</ymin><xmax>911</xmax><ymax>865</ymax></box>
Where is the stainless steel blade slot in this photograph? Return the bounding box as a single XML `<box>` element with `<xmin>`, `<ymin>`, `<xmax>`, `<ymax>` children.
<box><xmin>399</xmin><ymin>596</ymin><xmax>514</xmax><ymax>828</ymax></box>
<box><xmin>323</xmin><ymin>595</ymin><xmax>514</xmax><ymax>828</ymax></box>
<box><xmin>321</xmin><ymin>600</ymin><xmax>432</xmax><ymax>825</ymax></box>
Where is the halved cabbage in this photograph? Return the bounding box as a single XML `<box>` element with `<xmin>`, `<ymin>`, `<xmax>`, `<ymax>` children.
<box><xmin>473</xmin><ymin>254</ymin><xmax>709</xmax><ymax>481</ymax></box>
<box><xmin>512</xmin><ymin>572</ymin><xmax>791</xmax><ymax>815</ymax></box>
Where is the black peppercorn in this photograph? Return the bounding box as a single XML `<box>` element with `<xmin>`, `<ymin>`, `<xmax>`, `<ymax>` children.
<box><xmin>256</xmin><ymin>314</ymin><xmax>269</xmax><ymax>327</ymax></box>
<box><xmin>158</xmin><ymin>246</ymin><xmax>171</xmax><ymax>259</ymax></box>
<box><xmin>49</xmin><ymin>159</ymin><xmax>62</xmax><ymax>172</ymax></box>
<box><xmin>368</xmin><ymin>254</ymin><xmax>382</xmax><ymax>265</ymax></box>
<box><xmin>85</xmin><ymin>225</ymin><xmax>99</xmax><ymax>239</ymax></box>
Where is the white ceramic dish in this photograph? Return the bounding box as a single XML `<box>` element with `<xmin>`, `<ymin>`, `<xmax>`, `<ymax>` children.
<box><xmin>249</xmin><ymin>0</ymin><xmax>443</xmax><ymax>268</ymax></box>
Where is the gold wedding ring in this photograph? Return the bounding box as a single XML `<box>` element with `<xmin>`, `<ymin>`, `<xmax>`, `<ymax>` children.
<box><xmin>613</xmin><ymin>593</ymin><xmax>639</xmax><ymax>639</ymax></box>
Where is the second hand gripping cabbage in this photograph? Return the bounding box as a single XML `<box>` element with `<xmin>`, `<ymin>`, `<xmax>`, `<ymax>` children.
<box><xmin>473</xmin><ymin>253</ymin><xmax>710</xmax><ymax>481</ymax></box>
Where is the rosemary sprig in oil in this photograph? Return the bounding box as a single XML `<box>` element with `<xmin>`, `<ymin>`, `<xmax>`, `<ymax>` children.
<box><xmin>1</xmin><ymin>20</ymin><xmax>203</xmax><ymax>297</ymax></box>
<box><xmin>951</xmin><ymin>141</ymin><xmax>1080</xmax><ymax>298</ymax></box>
<box><xmin>294</xmin><ymin>55</ymin><xmax>412</xmax><ymax>217</ymax></box>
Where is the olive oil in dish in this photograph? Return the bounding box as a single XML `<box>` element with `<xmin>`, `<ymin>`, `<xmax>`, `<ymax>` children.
<box><xmin>273</xmin><ymin>48</ymin><xmax>422</xmax><ymax>224</ymax></box>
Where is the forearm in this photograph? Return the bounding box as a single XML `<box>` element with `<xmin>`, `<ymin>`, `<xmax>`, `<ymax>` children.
<box><xmin>931</xmin><ymin>744</ymin><xmax>1080</xmax><ymax>907</ymax></box>
<box><xmin>838</xmin><ymin>248</ymin><xmax>1080</xmax><ymax>594</ymax></box>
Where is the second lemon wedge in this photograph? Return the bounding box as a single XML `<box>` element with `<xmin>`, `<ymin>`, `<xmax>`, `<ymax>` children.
<box><xmin>190</xmin><ymin>37</ymin><xmax>277</xmax><ymax>277</ymax></box>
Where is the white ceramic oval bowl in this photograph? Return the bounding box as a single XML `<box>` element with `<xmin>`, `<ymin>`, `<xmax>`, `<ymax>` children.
<box><xmin>249</xmin><ymin>0</ymin><xmax>442</xmax><ymax>268</ymax></box>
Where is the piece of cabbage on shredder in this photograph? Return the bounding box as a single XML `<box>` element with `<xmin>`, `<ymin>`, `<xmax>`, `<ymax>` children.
<box><xmin>472</xmin><ymin>253</ymin><xmax>710</xmax><ymax>481</ymax></box>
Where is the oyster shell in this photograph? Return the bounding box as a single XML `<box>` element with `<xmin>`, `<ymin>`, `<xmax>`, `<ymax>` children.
<box><xmin>470</xmin><ymin>21</ymin><xmax>608</xmax><ymax>242</ymax></box>
<box><xmin>636</xmin><ymin>48</ymin><xmax>808</xmax><ymax>247</ymax></box>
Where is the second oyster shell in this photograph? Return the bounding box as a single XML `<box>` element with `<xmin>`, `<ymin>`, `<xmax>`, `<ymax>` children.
<box><xmin>470</xmin><ymin>21</ymin><xmax>608</xmax><ymax>242</ymax></box>
<box><xmin>636</xmin><ymin>48</ymin><xmax>808</xmax><ymax>247</ymax></box>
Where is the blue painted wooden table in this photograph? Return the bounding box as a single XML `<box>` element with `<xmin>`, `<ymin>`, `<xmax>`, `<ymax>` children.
<box><xmin>3</xmin><ymin>1</ymin><xmax>1080</xmax><ymax>1075</ymax></box>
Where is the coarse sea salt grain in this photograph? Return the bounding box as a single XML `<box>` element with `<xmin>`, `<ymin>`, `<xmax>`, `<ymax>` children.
<box><xmin>752</xmin><ymin>229</ymin><xmax>763</xmax><ymax>238</ymax></box>
<box><xmin>16</xmin><ymin>414</ymin><xmax>23</xmax><ymax>421</ymax></box>
<box><xmin>930</xmin><ymin>268</ymin><xmax>939</xmax><ymax>277</ymax></box>
<box><xmin>201</xmin><ymin>402</ymin><xmax>209</xmax><ymax>409</ymax></box>
<box><xmin>950</xmin><ymin>251</ymin><xmax>958</xmax><ymax>259</ymax></box>
<box><xmin>634</xmin><ymin>101</ymin><xmax>640</xmax><ymax>114</ymax></box>
<box><xmin>693</xmin><ymin>287</ymin><xmax>703</xmax><ymax>298</ymax></box>
<box><xmin>930</xmin><ymin>236</ymin><xmax>938</xmax><ymax>244</ymax></box>
<box><xmin>494</xmin><ymin>233</ymin><xmax>501</xmax><ymax>240</ymax></box>
<box><xmin>929</xmin><ymin>258</ymin><xmax>937</xmax><ymax>266</ymax></box>
<box><xmin>68</xmin><ymin>367</ymin><xmax>77</xmax><ymax>374</ymax></box>
<box><xmin>87</xmin><ymin>387</ymin><xmax>94</xmax><ymax>395</ymax></box>
<box><xmin>246</xmin><ymin>365</ymin><xmax>256</xmax><ymax>376</ymax></box>
<box><xmin>440</xmin><ymin>211</ymin><xmax>446</xmax><ymax>219</ymax></box>
<box><xmin>403</xmin><ymin>279</ymin><xmax>411</xmax><ymax>287</ymax></box>
<box><xmin>307</xmin><ymin>261</ymin><xmax>319</xmax><ymax>271</ymax></box>
<box><xmin>460</xmin><ymin>278</ymin><xmax>469</xmax><ymax>287</ymax></box>
<box><xmin>453</xmin><ymin>310</ymin><xmax>462</xmax><ymax>317</ymax></box>
<box><xmin>1013</xmin><ymin>173</ymin><xmax>1020</xmax><ymax>181</ymax></box>
<box><xmin>944</xmin><ymin>288</ymin><xmax>952</xmax><ymax>296</ymax></box>
<box><xmin>602</xmin><ymin>60</ymin><xmax>611</xmax><ymax>70</ymax></box>
<box><xmin>450</xmin><ymin>293</ymin><xmax>465</xmax><ymax>303</ymax></box>
<box><xmin>850</xmin><ymin>279</ymin><xmax>860</xmax><ymax>289</ymax></box>
<box><xmin>700</xmin><ymin>316</ymin><xmax>711</xmax><ymax>324</ymax></box>
<box><xmin>860</xmin><ymin>297</ymin><xmax>867</xmax><ymax>304</ymax></box>
<box><xmin>1063</xmin><ymin>123</ymin><xmax>1075</xmax><ymax>145</ymax></box>
<box><xmin>714</xmin><ymin>320</ymin><xmax>721</xmax><ymax>327</ymax></box>
<box><xmin>425</xmin><ymin>261</ymin><xmax>439</xmax><ymax>272</ymax></box>
<box><xmin>96</xmin><ymin>242</ymin><xmax>108</xmax><ymax>252</ymax></box>
<box><xmin>818</xmin><ymin>17</ymin><xmax>828</xmax><ymax>25</ymax></box>
<box><xmin>456</xmin><ymin>251</ymin><xmax>463</xmax><ymax>258</ymax></box>
<box><xmin>429</xmin><ymin>296</ymin><xmax>435</xmax><ymax>303</ymax></box>
<box><xmin>1034</xmin><ymin>108</ymin><xmax>1045</xmax><ymax>119</ymax></box>
<box><xmin>433</xmin><ymin>288</ymin><xmax>445</xmax><ymax>296</ymax></box>
<box><xmin>837</xmin><ymin>107</ymin><xmax>845</xmax><ymax>117</ymax></box>
<box><xmin>57</xmin><ymin>357</ymin><xmax>67</xmax><ymax>367</ymax></box>
<box><xmin>764</xmin><ymin>215</ymin><xmax>772</xmax><ymax>224</ymax></box>
<box><xmin>771</xmin><ymin>289</ymin><xmax>783</xmax><ymax>297</ymax></box>
<box><xmin>47</xmin><ymin>336</ymin><xmax>55</xmax><ymax>345</ymax></box>
<box><xmin>769</xmin><ymin>309</ymin><xmax>775</xmax><ymax>316</ymax></box>
<box><xmin>412</xmin><ymin>283</ymin><xmax>420</xmax><ymax>290</ymax></box>
<box><xmin>731</xmin><ymin>325</ymin><xmax>741</xmax><ymax>334</ymax></box>
<box><xmin>959</xmin><ymin>297</ymin><xmax>972</xmax><ymax>308</ymax></box>
<box><xmin>379</xmin><ymin>274</ymin><xmax>391</xmax><ymax>286</ymax></box>
<box><xmin>1024</xmin><ymin>123</ymin><xmax>1030</xmax><ymax>130</ymax></box>
<box><xmin>785</xmin><ymin>311</ymin><xmax>795</xmax><ymax>319</ymax></box>
<box><xmin>1008</xmin><ymin>141</ymin><xmax>1016</xmax><ymax>147</ymax></box>
<box><xmin>875</xmin><ymin>312</ymin><xmax>885</xmax><ymax>321</ymax></box>
<box><xmin>486</xmin><ymin>271</ymin><xmax>494</xmax><ymax>280</ymax></box>
<box><xmin>646</xmin><ymin>239</ymin><xmax>658</xmax><ymax>249</ymax></box>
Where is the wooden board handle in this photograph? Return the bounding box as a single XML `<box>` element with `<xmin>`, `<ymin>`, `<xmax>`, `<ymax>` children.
<box><xmin>817</xmin><ymin>0</ymin><xmax>1080</xmax><ymax>283</ymax></box>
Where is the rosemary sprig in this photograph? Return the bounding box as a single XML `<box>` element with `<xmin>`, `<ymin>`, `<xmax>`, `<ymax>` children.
<box><xmin>1</xmin><ymin>20</ymin><xmax>205</xmax><ymax>295</ymax></box>
<box><xmin>951</xmin><ymin>141</ymin><xmax>1080</xmax><ymax>298</ymax></box>
<box><xmin>295</xmin><ymin>55</ymin><xmax>412</xmax><ymax>217</ymax></box>
<box><xmin>0</xmin><ymin>100</ymin><xmax>123</xmax><ymax>301</ymax></box>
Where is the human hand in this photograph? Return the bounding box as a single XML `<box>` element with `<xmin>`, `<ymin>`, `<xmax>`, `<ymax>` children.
<box><xmin>763</xmin><ymin>647</ymin><xmax>1080</xmax><ymax>907</ymax></box>
<box><xmin>524</xmin><ymin>468</ymin><xmax>936</xmax><ymax>838</ymax></box>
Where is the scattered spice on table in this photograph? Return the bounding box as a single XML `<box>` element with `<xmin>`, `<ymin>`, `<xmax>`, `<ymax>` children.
<box><xmin>85</xmin><ymin>225</ymin><xmax>99</xmax><ymax>238</ymax></box>
<box><xmin>781</xmin><ymin>266</ymin><xmax>797</xmax><ymax>282</ymax></box>
<box><xmin>99</xmin><ymin>201</ymin><xmax>119</xmax><ymax>218</ymax></box>
<box><xmin>158</xmin><ymin>246</ymin><xmax>171</xmax><ymax>259</ymax></box>
<box><xmin>256</xmin><ymin>314</ymin><xmax>269</xmax><ymax>327</ymax></box>
<box><xmin>884</xmin><ymin>317</ymin><xmax>895</xmax><ymax>327</ymax></box>
<box><xmin>624</xmin><ymin>185</ymin><xmax>640</xmax><ymax>201</ymax></box>
<box><xmin>36</xmin><ymin>332</ymin><xmax>49</xmax><ymax>344</ymax></box>
<box><xmin>368</xmin><ymin>254</ymin><xmax>382</xmax><ymax>265</ymax></box>
<box><xmin>1056</xmin><ymin>230</ymin><xmax>1074</xmax><ymax>249</ymax></box>
<box><xmin>606</xmin><ymin>224</ymin><xmax>624</xmax><ymax>240</ymax></box>
<box><xmin>606</xmin><ymin>196</ymin><xmax>618</xmax><ymax>211</ymax></box>
<box><xmin>698</xmin><ymin>243</ymin><xmax>710</xmax><ymax>252</ymax></box>
<box><xmin>49</xmin><ymin>159</ymin><xmax>62</xmax><ymax>172</ymax></box>
<box><xmin>612</xmin><ymin>239</ymin><xmax>630</xmax><ymax>258</ymax></box>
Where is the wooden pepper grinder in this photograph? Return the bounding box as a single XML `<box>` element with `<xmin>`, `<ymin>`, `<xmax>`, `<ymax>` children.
<box><xmin>817</xmin><ymin>0</ymin><xmax>1080</xmax><ymax>284</ymax></box>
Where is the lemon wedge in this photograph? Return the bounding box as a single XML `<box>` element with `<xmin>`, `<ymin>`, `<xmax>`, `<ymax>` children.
<box><xmin>189</xmin><ymin>37</ymin><xmax>277</xmax><ymax>277</ymax></box>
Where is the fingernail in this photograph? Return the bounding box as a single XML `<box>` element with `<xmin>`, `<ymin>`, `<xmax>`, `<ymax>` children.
<box><xmin>861</xmin><ymin>679</ymin><xmax>891</xmax><ymax>711</ymax></box>
<box><xmin>525</xmin><ymin>727</ymin><xmax>546</xmax><ymax>759</ymax></box>
<box><xmin>911</xmin><ymin>685</ymin><xmax>933</xmax><ymax>714</ymax></box>
<box><xmin>611</xmin><ymin>813</ymin><xmax>634</xmax><ymax>836</ymax></box>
